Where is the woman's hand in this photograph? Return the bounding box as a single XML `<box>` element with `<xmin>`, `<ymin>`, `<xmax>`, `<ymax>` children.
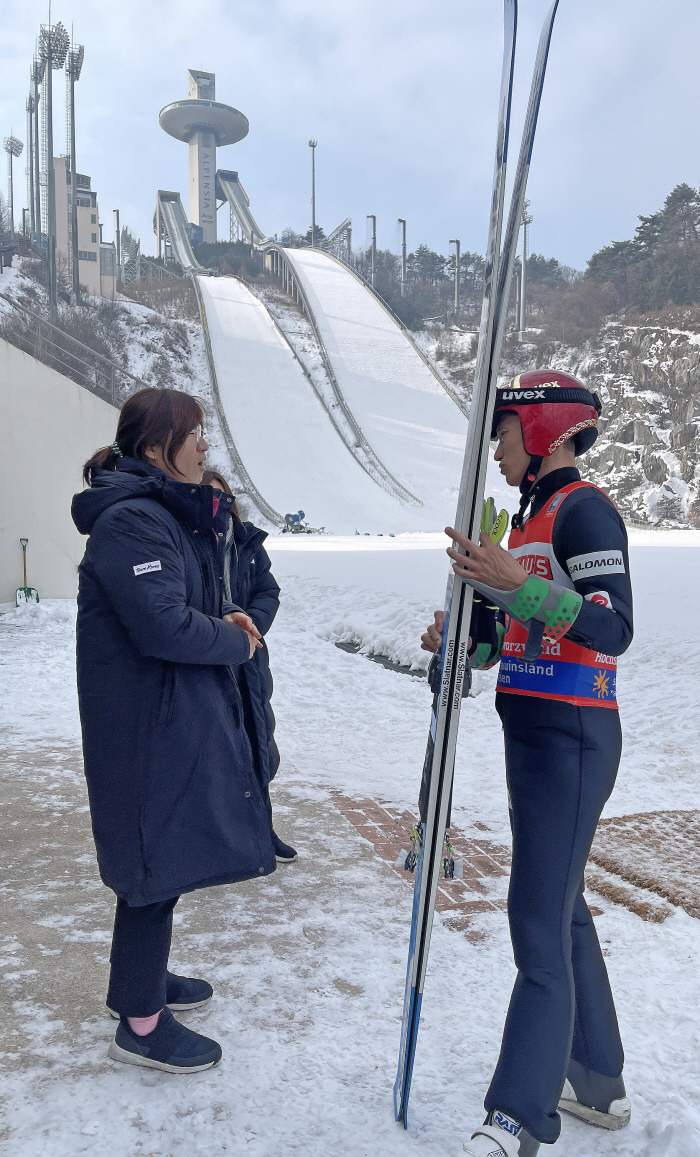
<box><xmin>420</xmin><ymin>609</ymin><xmax>472</xmax><ymax>653</ymax></box>
<box><xmin>224</xmin><ymin>611</ymin><xmax>262</xmax><ymax>660</ymax></box>
<box><xmin>445</xmin><ymin>526</ymin><xmax>527</xmax><ymax>591</ymax></box>
<box><xmin>421</xmin><ymin>610</ymin><xmax>445</xmax><ymax>653</ymax></box>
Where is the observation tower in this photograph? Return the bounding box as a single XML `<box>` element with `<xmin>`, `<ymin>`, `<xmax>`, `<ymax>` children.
<box><xmin>159</xmin><ymin>70</ymin><xmax>248</xmax><ymax>244</ymax></box>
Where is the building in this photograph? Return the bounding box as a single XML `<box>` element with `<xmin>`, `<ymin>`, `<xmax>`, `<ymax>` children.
<box><xmin>53</xmin><ymin>156</ymin><xmax>116</xmax><ymax>299</ymax></box>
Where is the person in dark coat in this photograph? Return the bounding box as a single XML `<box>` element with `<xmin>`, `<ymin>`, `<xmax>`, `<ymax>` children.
<box><xmin>202</xmin><ymin>471</ymin><xmax>296</xmax><ymax>862</ymax></box>
<box><xmin>73</xmin><ymin>387</ymin><xmax>275</xmax><ymax>1074</ymax></box>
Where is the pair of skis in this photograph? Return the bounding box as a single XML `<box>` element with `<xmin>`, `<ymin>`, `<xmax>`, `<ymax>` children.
<box><xmin>394</xmin><ymin>0</ymin><xmax>560</xmax><ymax>1127</ymax></box>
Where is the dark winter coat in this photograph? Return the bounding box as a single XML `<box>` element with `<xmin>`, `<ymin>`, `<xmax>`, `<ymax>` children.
<box><xmin>226</xmin><ymin>517</ymin><xmax>281</xmax><ymax>793</ymax></box>
<box><xmin>71</xmin><ymin>458</ymin><xmax>275</xmax><ymax>906</ymax></box>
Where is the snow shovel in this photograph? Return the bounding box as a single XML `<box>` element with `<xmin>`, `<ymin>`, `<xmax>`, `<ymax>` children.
<box><xmin>16</xmin><ymin>538</ymin><xmax>39</xmax><ymax>607</ymax></box>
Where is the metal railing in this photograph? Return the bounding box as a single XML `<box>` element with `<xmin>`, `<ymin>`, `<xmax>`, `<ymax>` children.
<box><xmin>0</xmin><ymin>291</ymin><xmax>145</xmax><ymax>408</ymax></box>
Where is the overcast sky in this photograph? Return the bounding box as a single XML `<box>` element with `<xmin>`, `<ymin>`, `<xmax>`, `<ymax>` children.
<box><xmin>1</xmin><ymin>0</ymin><xmax>698</xmax><ymax>269</ymax></box>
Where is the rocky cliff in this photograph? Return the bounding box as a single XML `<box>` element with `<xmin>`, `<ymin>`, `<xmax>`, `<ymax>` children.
<box><xmin>421</xmin><ymin>317</ymin><xmax>700</xmax><ymax>526</ymax></box>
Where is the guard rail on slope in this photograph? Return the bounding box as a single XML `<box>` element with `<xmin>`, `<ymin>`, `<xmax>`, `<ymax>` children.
<box><xmin>0</xmin><ymin>291</ymin><xmax>145</xmax><ymax>407</ymax></box>
<box><xmin>263</xmin><ymin>243</ymin><xmax>421</xmax><ymax>506</ymax></box>
<box><xmin>216</xmin><ymin>171</ymin><xmax>267</xmax><ymax>247</ymax></box>
<box><xmin>189</xmin><ymin>273</ymin><xmax>284</xmax><ymax>528</ymax></box>
<box><xmin>319</xmin><ymin>248</ymin><xmax>469</xmax><ymax>418</ymax></box>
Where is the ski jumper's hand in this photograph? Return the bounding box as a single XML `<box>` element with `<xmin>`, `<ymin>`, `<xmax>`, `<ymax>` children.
<box><xmin>224</xmin><ymin>611</ymin><xmax>262</xmax><ymax>659</ymax></box>
<box><xmin>445</xmin><ymin>526</ymin><xmax>527</xmax><ymax>591</ymax></box>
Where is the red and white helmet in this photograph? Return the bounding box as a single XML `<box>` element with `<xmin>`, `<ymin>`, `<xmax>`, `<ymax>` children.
<box><xmin>491</xmin><ymin>369</ymin><xmax>601</xmax><ymax>457</ymax></box>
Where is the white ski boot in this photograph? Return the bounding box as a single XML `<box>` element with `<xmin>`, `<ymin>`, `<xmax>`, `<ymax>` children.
<box><xmin>558</xmin><ymin>1059</ymin><xmax>631</xmax><ymax>1130</ymax></box>
<box><xmin>464</xmin><ymin>1112</ymin><xmax>539</xmax><ymax>1156</ymax></box>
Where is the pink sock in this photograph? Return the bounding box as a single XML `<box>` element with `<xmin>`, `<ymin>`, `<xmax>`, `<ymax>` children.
<box><xmin>127</xmin><ymin>1011</ymin><xmax>161</xmax><ymax>1036</ymax></box>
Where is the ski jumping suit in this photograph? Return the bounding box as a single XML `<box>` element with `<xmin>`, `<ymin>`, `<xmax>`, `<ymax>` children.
<box><xmin>475</xmin><ymin>466</ymin><xmax>633</xmax><ymax>1145</ymax></box>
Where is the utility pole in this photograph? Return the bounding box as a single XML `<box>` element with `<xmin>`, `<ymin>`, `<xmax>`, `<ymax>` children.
<box><xmin>32</xmin><ymin>58</ymin><xmax>43</xmax><ymax>247</ymax></box>
<box><xmin>308</xmin><ymin>139</ymin><xmax>317</xmax><ymax>247</ymax></box>
<box><xmin>367</xmin><ymin>214</ymin><xmax>376</xmax><ymax>288</ymax></box>
<box><xmin>398</xmin><ymin>218</ymin><xmax>407</xmax><ymax>297</ymax></box>
<box><xmin>519</xmin><ymin>199</ymin><xmax>532</xmax><ymax>337</ymax></box>
<box><xmin>449</xmin><ymin>238</ymin><xmax>460</xmax><ymax>326</ymax></box>
<box><xmin>39</xmin><ymin>20</ymin><xmax>69</xmax><ymax>324</ymax></box>
<box><xmin>4</xmin><ymin>137</ymin><xmax>24</xmax><ymax>239</ymax></box>
<box><xmin>66</xmin><ymin>41</ymin><xmax>84</xmax><ymax>304</ymax></box>
<box><xmin>113</xmin><ymin>208</ymin><xmax>121</xmax><ymax>283</ymax></box>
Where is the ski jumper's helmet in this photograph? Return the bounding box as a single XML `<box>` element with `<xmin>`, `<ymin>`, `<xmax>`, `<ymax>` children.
<box><xmin>491</xmin><ymin>369</ymin><xmax>602</xmax><ymax>527</ymax></box>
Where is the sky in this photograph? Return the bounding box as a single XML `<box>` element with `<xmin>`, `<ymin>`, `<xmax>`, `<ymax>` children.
<box><xmin>1</xmin><ymin>0</ymin><xmax>698</xmax><ymax>270</ymax></box>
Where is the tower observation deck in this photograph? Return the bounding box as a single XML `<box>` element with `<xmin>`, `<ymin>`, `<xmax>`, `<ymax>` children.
<box><xmin>159</xmin><ymin>70</ymin><xmax>248</xmax><ymax>243</ymax></box>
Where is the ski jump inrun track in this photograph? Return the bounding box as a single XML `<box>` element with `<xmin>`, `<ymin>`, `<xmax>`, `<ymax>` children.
<box><xmin>155</xmin><ymin>183</ymin><xmax>478</xmax><ymax>535</ymax></box>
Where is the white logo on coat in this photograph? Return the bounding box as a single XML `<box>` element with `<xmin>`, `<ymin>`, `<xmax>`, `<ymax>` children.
<box><xmin>133</xmin><ymin>560</ymin><xmax>162</xmax><ymax>575</ymax></box>
<box><xmin>567</xmin><ymin>550</ymin><xmax>625</xmax><ymax>578</ymax></box>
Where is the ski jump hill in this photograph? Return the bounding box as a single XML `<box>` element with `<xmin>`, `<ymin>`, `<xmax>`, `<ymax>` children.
<box><xmin>154</xmin><ymin>184</ymin><xmax>497</xmax><ymax>536</ymax></box>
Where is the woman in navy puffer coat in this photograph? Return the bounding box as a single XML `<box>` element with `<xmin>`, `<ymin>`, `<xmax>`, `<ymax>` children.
<box><xmin>72</xmin><ymin>388</ymin><xmax>275</xmax><ymax>1074</ymax></box>
<box><xmin>203</xmin><ymin>470</ymin><xmax>295</xmax><ymax>862</ymax></box>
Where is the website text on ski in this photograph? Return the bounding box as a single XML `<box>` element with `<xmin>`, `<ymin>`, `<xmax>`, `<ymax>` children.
<box><xmin>394</xmin><ymin>0</ymin><xmax>560</xmax><ymax>1130</ymax></box>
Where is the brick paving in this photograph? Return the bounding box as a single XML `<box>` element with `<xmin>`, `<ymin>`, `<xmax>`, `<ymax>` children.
<box><xmin>329</xmin><ymin>792</ymin><xmax>612</xmax><ymax>940</ymax></box>
<box><xmin>329</xmin><ymin>791</ymin><xmax>510</xmax><ymax>941</ymax></box>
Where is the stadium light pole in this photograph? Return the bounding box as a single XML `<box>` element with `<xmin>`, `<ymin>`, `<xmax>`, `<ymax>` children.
<box><xmin>66</xmin><ymin>41</ymin><xmax>84</xmax><ymax>304</ymax></box>
<box><xmin>4</xmin><ymin>136</ymin><xmax>24</xmax><ymax>239</ymax></box>
<box><xmin>31</xmin><ymin>58</ymin><xmax>43</xmax><ymax>247</ymax></box>
<box><xmin>519</xmin><ymin>199</ymin><xmax>532</xmax><ymax>336</ymax></box>
<box><xmin>26</xmin><ymin>94</ymin><xmax>34</xmax><ymax>238</ymax></box>
<box><xmin>449</xmin><ymin>238</ymin><xmax>460</xmax><ymax>326</ymax></box>
<box><xmin>398</xmin><ymin>218</ymin><xmax>407</xmax><ymax>297</ymax></box>
<box><xmin>308</xmin><ymin>139</ymin><xmax>317</xmax><ymax>247</ymax></box>
<box><xmin>367</xmin><ymin>214</ymin><xmax>376</xmax><ymax>288</ymax></box>
<box><xmin>113</xmin><ymin>208</ymin><xmax>121</xmax><ymax>282</ymax></box>
<box><xmin>39</xmin><ymin>19</ymin><xmax>70</xmax><ymax>323</ymax></box>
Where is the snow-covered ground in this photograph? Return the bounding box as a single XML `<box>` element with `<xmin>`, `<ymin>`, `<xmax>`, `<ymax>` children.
<box><xmin>1</xmin><ymin>527</ymin><xmax>699</xmax><ymax>1154</ymax></box>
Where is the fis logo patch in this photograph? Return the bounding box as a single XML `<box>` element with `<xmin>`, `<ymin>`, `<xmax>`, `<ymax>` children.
<box><xmin>493</xmin><ymin>1111</ymin><xmax>521</xmax><ymax>1136</ymax></box>
<box><xmin>566</xmin><ymin>550</ymin><xmax>625</xmax><ymax>578</ymax></box>
<box><xmin>133</xmin><ymin>560</ymin><xmax>162</xmax><ymax>576</ymax></box>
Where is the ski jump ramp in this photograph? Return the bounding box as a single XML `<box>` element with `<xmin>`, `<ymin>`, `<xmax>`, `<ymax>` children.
<box><xmin>278</xmin><ymin>247</ymin><xmax>470</xmax><ymax>525</ymax></box>
<box><xmin>216</xmin><ymin>171</ymin><xmax>267</xmax><ymax>246</ymax></box>
<box><xmin>197</xmin><ymin>276</ymin><xmax>417</xmax><ymax>534</ymax></box>
<box><xmin>154</xmin><ymin>185</ymin><xmax>502</xmax><ymax>531</ymax></box>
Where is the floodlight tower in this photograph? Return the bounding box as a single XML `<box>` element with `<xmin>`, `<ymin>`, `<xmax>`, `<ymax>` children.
<box><xmin>308</xmin><ymin>140</ymin><xmax>317</xmax><ymax>247</ymax></box>
<box><xmin>31</xmin><ymin>58</ymin><xmax>44</xmax><ymax>246</ymax></box>
<box><xmin>25</xmin><ymin>95</ymin><xmax>34</xmax><ymax>237</ymax></box>
<box><xmin>38</xmin><ymin>19</ymin><xmax>70</xmax><ymax>323</ymax></box>
<box><xmin>65</xmin><ymin>41</ymin><xmax>84</xmax><ymax>303</ymax></box>
<box><xmin>159</xmin><ymin>71</ymin><xmax>249</xmax><ymax>244</ymax></box>
<box><xmin>4</xmin><ymin>136</ymin><xmax>24</xmax><ymax>238</ymax></box>
<box><xmin>518</xmin><ymin>199</ymin><xmax>533</xmax><ymax>337</ymax></box>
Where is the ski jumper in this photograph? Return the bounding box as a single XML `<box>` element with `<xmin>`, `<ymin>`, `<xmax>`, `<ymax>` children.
<box><xmin>477</xmin><ymin>467</ymin><xmax>633</xmax><ymax>1145</ymax></box>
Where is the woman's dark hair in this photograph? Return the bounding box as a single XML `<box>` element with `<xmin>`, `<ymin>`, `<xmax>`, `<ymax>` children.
<box><xmin>202</xmin><ymin>469</ymin><xmax>232</xmax><ymax>496</ymax></box>
<box><xmin>83</xmin><ymin>388</ymin><xmax>204</xmax><ymax>483</ymax></box>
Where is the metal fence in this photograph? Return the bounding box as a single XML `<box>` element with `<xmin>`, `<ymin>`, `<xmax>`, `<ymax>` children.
<box><xmin>0</xmin><ymin>291</ymin><xmax>145</xmax><ymax>408</ymax></box>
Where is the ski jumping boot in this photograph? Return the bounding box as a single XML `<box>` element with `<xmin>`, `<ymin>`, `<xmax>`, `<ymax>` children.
<box><xmin>558</xmin><ymin>1058</ymin><xmax>631</xmax><ymax>1130</ymax></box>
<box><xmin>464</xmin><ymin>1111</ymin><xmax>539</xmax><ymax>1156</ymax></box>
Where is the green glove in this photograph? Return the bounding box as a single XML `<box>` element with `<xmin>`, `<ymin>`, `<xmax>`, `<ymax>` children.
<box><xmin>481</xmin><ymin>497</ymin><xmax>509</xmax><ymax>546</ymax></box>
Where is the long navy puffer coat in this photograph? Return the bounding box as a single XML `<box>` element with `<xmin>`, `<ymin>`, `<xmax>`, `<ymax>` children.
<box><xmin>71</xmin><ymin>458</ymin><xmax>276</xmax><ymax>906</ymax></box>
<box><xmin>226</xmin><ymin>517</ymin><xmax>281</xmax><ymax>798</ymax></box>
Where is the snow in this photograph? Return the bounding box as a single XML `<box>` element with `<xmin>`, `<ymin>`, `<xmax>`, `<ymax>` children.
<box><xmin>1</xmin><ymin>531</ymin><xmax>700</xmax><ymax>1154</ymax></box>
<box><xmin>197</xmin><ymin>275</ymin><xmax>413</xmax><ymax>534</ymax></box>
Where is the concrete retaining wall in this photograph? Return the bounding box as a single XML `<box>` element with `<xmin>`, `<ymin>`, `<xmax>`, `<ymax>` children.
<box><xmin>0</xmin><ymin>339</ymin><xmax>118</xmax><ymax>602</ymax></box>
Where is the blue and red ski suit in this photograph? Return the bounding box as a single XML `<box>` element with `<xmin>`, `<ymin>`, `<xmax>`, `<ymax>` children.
<box><xmin>474</xmin><ymin>466</ymin><xmax>633</xmax><ymax>1145</ymax></box>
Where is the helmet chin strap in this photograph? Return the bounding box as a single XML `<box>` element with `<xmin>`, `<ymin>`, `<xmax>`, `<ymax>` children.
<box><xmin>512</xmin><ymin>454</ymin><xmax>544</xmax><ymax>530</ymax></box>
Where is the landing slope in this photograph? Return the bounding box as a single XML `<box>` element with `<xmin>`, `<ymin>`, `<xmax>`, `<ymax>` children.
<box><xmin>197</xmin><ymin>276</ymin><xmax>420</xmax><ymax>534</ymax></box>
<box><xmin>281</xmin><ymin>248</ymin><xmax>472</xmax><ymax>525</ymax></box>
